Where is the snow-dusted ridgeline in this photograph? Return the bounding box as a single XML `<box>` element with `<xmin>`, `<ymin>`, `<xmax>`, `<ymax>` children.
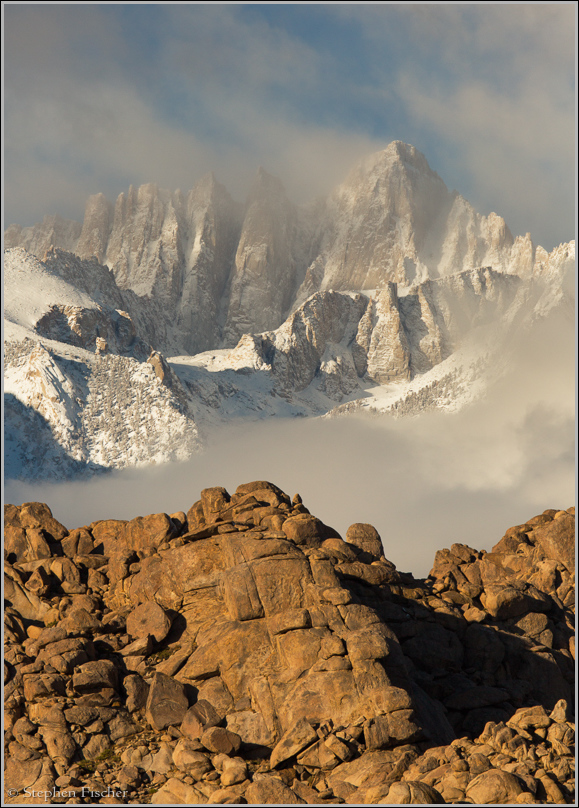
<box><xmin>4</xmin><ymin>142</ymin><xmax>575</xmax><ymax>480</ymax></box>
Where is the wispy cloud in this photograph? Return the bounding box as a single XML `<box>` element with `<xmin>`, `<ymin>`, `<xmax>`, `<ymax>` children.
<box><xmin>4</xmin><ymin>4</ymin><xmax>575</xmax><ymax>248</ymax></box>
<box><xmin>336</xmin><ymin>5</ymin><xmax>575</xmax><ymax>247</ymax></box>
<box><xmin>4</xmin><ymin>4</ymin><xmax>385</xmax><ymax>222</ymax></box>
<box><xmin>6</xmin><ymin>407</ymin><xmax>573</xmax><ymax>579</ymax></box>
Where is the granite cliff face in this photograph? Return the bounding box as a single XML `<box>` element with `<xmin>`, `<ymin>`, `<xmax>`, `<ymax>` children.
<box><xmin>5</xmin><ymin>215</ymin><xmax>82</xmax><ymax>257</ymax></box>
<box><xmin>294</xmin><ymin>142</ymin><xmax>526</xmax><ymax>302</ymax></box>
<box><xmin>82</xmin><ymin>175</ymin><xmax>242</xmax><ymax>355</ymax></box>
<box><xmin>221</xmin><ymin>168</ymin><xmax>305</xmax><ymax>347</ymax></box>
<box><xmin>4</xmin><ymin>485</ymin><xmax>575</xmax><ymax>804</ymax></box>
<box><xmin>4</xmin><ymin>142</ymin><xmax>575</xmax><ymax>481</ymax></box>
<box><xmin>5</xmin><ymin>142</ymin><xmax>550</xmax><ymax>355</ymax></box>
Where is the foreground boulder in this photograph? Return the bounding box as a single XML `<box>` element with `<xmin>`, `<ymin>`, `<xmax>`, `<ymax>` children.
<box><xmin>4</xmin><ymin>490</ymin><xmax>575</xmax><ymax>804</ymax></box>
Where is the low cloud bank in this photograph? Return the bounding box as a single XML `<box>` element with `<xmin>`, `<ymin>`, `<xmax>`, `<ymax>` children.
<box><xmin>5</xmin><ymin>311</ymin><xmax>574</xmax><ymax>577</ymax></box>
<box><xmin>5</xmin><ymin>408</ymin><xmax>573</xmax><ymax>578</ymax></box>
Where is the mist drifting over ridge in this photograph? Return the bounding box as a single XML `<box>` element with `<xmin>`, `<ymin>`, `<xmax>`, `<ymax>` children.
<box><xmin>4</xmin><ymin>4</ymin><xmax>575</xmax><ymax>250</ymax></box>
<box><xmin>5</xmin><ymin>310</ymin><xmax>574</xmax><ymax>577</ymax></box>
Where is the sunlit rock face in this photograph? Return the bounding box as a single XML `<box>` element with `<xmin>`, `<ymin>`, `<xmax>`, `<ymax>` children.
<box><xmin>176</xmin><ymin>173</ymin><xmax>243</xmax><ymax>354</ymax></box>
<box><xmin>4</xmin><ymin>214</ymin><xmax>82</xmax><ymax>256</ymax></box>
<box><xmin>294</xmin><ymin>141</ymin><xmax>529</xmax><ymax>302</ymax></box>
<box><xmin>3</xmin><ymin>486</ymin><xmax>575</xmax><ymax>804</ymax></box>
<box><xmin>297</xmin><ymin>141</ymin><xmax>456</xmax><ymax>295</ymax></box>
<box><xmin>103</xmin><ymin>182</ymin><xmax>183</xmax><ymax>300</ymax></box>
<box><xmin>102</xmin><ymin>174</ymin><xmax>244</xmax><ymax>355</ymax></box>
<box><xmin>75</xmin><ymin>192</ymin><xmax>114</xmax><ymax>265</ymax></box>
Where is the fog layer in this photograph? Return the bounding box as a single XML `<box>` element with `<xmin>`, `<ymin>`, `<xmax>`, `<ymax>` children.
<box><xmin>5</xmin><ymin>313</ymin><xmax>574</xmax><ymax>577</ymax></box>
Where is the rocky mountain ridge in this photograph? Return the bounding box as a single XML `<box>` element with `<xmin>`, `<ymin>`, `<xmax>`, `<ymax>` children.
<box><xmin>4</xmin><ymin>142</ymin><xmax>558</xmax><ymax>355</ymax></box>
<box><xmin>4</xmin><ymin>235</ymin><xmax>574</xmax><ymax>481</ymax></box>
<box><xmin>4</xmin><ymin>483</ymin><xmax>575</xmax><ymax>804</ymax></box>
<box><xmin>4</xmin><ymin>141</ymin><xmax>575</xmax><ymax>481</ymax></box>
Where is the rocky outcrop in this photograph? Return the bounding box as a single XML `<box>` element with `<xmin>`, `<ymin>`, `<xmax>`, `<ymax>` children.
<box><xmin>39</xmin><ymin>248</ymin><xmax>126</xmax><ymax>311</ymax></box>
<box><xmin>218</xmin><ymin>266</ymin><xmax>522</xmax><ymax>396</ymax></box>
<box><xmin>354</xmin><ymin>285</ymin><xmax>412</xmax><ymax>382</ymax></box>
<box><xmin>4</xmin><ymin>486</ymin><xmax>575</xmax><ymax>804</ymax></box>
<box><xmin>35</xmin><ymin>304</ymin><xmax>149</xmax><ymax>361</ymax></box>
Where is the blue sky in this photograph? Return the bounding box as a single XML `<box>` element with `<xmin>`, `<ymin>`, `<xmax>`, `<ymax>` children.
<box><xmin>3</xmin><ymin>3</ymin><xmax>576</xmax><ymax>249</ymax></box>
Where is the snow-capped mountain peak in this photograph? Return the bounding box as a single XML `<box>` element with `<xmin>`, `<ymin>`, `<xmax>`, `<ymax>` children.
<box><xmin>4</xmin><ymin>141</ymin><xmax>574</xmax><ymax>481</ymax></box>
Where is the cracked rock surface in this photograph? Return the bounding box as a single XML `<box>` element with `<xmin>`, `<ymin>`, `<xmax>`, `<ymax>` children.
<box><xmin>4</xmin><ymin>484</ymin><xmax>575</xmax><ymax>804</ymax></box>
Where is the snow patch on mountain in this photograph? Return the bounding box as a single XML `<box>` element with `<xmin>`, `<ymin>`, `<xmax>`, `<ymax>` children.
<box><xmin>4</xmin><ymin>248</ymin><xmax>98</xmax><ymax>338</ymax></box>
<box><xmin>4</xmin><ymin>338</ymin><xmax>202</xmax><ymax>481</ymax></box>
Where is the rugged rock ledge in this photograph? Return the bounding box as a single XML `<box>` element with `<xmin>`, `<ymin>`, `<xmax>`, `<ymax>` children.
<box><xmin>4</xmin><ymin>484</ymin><xmax>575</xmax><ymax>804</ymax></box>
